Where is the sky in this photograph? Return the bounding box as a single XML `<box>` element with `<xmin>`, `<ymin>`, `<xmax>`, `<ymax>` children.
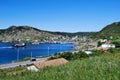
<box><xmin>0</xmin><ymin>0</ymin><xmax>120</xmax><ymax>32</ymax></box>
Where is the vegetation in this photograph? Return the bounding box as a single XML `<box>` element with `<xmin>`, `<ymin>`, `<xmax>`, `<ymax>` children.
<box><xmin>0</xmin><ymin>66</ymin><xmax>27</xmax><ymax>77</ymax></box>
<box><xmin>48</xmin><ymin>51</ymin><xmax>89</xmax><ymax>61</ymax></box>
<box><xmin>72</xmin><ymin>51</ymin><xmax>88</xmax><ymax>60</ymax></box>
<box><xmin>49</xmin><ymin>48</ymin><xmax>120</xmax><ymax>61</ymax></box>
<box><xmin>112</xmin><ymin>39</ymin><xmax>120</xmax><ymax>47</ymax></box>
<box><xmin>90</xmin><ymin>50</ymin><xmax>104</xmax><ymax>56</ymax></box>
<box><xmin>57</xmin><ymin>52</ymin><xmax>73</xmax><ymax>60</ymax></box>
<box><xmin>0</xmin><ymin>48</ymin><xmax>120</xmax><ymax>80</ymax></box>
<box><xmin>98</xmin><ymin>22</ymin><xmax>120</xmax><ymax>38</ymax></box>
<box><xmin>97</xmin><ymin>41</ymin><xmax>105</xmax><ymax>47</ymax></box>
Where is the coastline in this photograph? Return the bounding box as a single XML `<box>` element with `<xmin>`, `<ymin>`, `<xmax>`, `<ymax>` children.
<box><xmin>0</xmin><ymin>42</ymin><xmax>75</xmax><ymax>64</ymax></box>
<box><xmin>0</xmin><ymin>57</ymin><xmax>48</xmax><ymax>69</ymax></box>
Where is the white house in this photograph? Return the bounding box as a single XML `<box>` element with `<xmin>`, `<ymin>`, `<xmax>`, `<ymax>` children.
<box><xmin>101</xmin><ymin>43</ymin><xmax>115</xmax><ymax>48</ymax></box>
<box><xmin>84</xmin><ymin>50</ymin><xmax>92</xmax><ymax>54</ymax></box>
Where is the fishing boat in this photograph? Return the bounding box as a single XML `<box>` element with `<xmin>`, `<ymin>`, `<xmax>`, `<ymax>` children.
<box><xmin>13</xmin><ymin>42</ymin><xmax>26</xmax><ymax>47</ymax></box>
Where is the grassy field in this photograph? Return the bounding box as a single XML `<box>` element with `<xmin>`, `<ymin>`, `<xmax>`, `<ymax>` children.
<box><xmin>0</xmin><ymin>52</ymin><xmax>120</xmax><ymax>80</ymax></box>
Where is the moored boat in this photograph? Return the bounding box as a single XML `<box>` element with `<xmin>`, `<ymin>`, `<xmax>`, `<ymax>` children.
<box><xmin>13</xmin><ymin>43</ymin><xmax>26</xmax><ymax>47</ymax></box>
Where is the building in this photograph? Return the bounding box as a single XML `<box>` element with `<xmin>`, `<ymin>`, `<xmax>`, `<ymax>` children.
<box><xmin>101</xmin><ymin>43</ymin><xmax>115</xmax><ymax>48</ymax></box>
<box><xmin>27</xmin><ymin>58</ymin><xmax>68</xmax><ymax>72</ymax></box>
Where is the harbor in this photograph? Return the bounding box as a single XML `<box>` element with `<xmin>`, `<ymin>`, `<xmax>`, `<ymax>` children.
<box><xmin>0</xmin><ymin>42</ymin><xmax>75</xmax><ymax>64</ymax></box>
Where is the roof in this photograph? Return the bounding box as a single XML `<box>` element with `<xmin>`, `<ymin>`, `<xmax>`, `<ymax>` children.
<box><xmin>34</xmin><ymin>58</ymin><xmax>68</xmax><ymax>69</ymax></box>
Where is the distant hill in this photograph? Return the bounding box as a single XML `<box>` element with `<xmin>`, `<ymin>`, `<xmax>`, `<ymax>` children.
<box><xmin>1</xmin><ymin>22</ymin><xmax>119</xmax><ymax>42</ymax></box>
<box><xmin>0</xmin><ymin>26</ymin><xmax>95</xmax><ymax>42</ymax></box>
<box><xmin>50</xmin><ymin>31</ymin><xmax>96</xmax><ymax>37</ymax></box>
<box><xmin>0</xmin><ymin>26</ymin><xmax>57</xmax><ymax>42</ymax></box>
<box><xmin>54</xmin><ymin>22</ymin><xmax>120</xmax><ymax>39</ymax></box>
<box><xmin>97</xmin><ymin>22</ymin><xmax>120</xmax><ymax>38</ymax></box>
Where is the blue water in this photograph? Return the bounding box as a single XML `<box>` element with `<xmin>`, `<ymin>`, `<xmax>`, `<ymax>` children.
<box><xmin>0</xmin><ymin>42</ymin><xmax>75</xmax><ymax>64</ymax></box>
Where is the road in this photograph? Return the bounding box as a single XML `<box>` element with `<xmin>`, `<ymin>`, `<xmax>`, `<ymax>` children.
<box><xmin>0</xmin><ymin>58</ymin><xmax>48</xmax><ymax>69</ymax></box>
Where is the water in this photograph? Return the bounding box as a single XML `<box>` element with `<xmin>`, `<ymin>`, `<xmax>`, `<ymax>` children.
<box><xmin>0</xmin><ymin>42</ymin><xmax>75</xmax><ymax>64</ymax></box>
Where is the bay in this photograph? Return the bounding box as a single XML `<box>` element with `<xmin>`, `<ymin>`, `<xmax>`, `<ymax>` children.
<box><xmin>0</xmin><ymin>42</ymin><xmax>75</xmax><ymax>64</ymax></box>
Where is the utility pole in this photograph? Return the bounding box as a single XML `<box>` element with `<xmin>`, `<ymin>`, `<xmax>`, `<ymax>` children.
<box><xmin>17</xmin><ymin>48</ymin><xmax>19</xmax><ymax>61</ymax></box>
<box><xmin>31</xmin><ymin>51</ymin><xmax>32</xmax><ymax>59</ymax></box>
<box><xmin>60</xmin><ymin>45</ymin><xmax>61</xmax><ymax>53</ymax></box>
<box><xmin>48</xmin><ymin>46</ymin><xmax>49</xmax><ymax>56</ymax></box>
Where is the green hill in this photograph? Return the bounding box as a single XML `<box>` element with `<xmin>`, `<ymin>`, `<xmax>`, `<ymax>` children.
<box><xmin>98</xmin><ymin>22</ymin><xmax>120</xmax><ymax>38</ymax></box>
<box><xmin>54</xmin><ymin>21</ymin><xmax>120</xmax><ymax>39</ymax></box>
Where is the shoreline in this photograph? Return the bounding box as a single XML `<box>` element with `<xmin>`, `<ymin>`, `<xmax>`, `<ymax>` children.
<box><xmin>0</xmin><ymin>42</ymin><xmax>76</xmax><ymax>65</ymax></box>
<box><xmin>0</xmin><ymin>57</ymin><xmax>48</xmax><ymax>69</ymax></box>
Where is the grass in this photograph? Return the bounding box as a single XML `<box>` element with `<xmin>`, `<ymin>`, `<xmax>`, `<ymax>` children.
<box><xmin>0</xmin><ymin>52</ymin><xmax>120</xmax><ymax>80</ymax></box>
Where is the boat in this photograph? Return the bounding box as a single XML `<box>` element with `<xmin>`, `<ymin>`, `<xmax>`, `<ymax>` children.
<box><xmin>31</xmin><ymin>42</ymin><xmax>39</xmax><ymax>44</ymax></box>
<box><xmin>13</xmin><ymin>43</ymin><xmax>26</xmax><ymax>47</ymax></box>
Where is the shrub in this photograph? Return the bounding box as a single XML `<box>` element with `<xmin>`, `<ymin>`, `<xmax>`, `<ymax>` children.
<box><xmin>90</xmin><ymin>50</ymin><xmax>104</xmax><ymax>56</ymax></box>
<box><xmin>48</xmin><ymin>56</ymin><xmax>58</xmax><ymax>60</ymax></box>
<box><xmin>112</xmin><ymin>41</ymin><xmax>120</xmax><ymax>48</ymax></box>
<box><xmin>58</xmin><ymin>52</ymin><xmax>73</xmax><ymax>60</ymax></box>
<box><xmin>97</xmin><ymin>41</ymin><xmax>105</xmax><ymax>47</ymax></box>
<box><xmin>79</xmin><ymin>51</ymin><xmax>89</xmax><ymax>58</ymax></box>
<box><xmin>23</xmin><ymin>57</ymin><xmax>31</xmax><ymax>61</ymax></box>
<box><xmin>107</xmin><ymin>48</ymin><xmax>120</xmax><ymax>53</ymax></box>
<box><xmin>72</xmin><ymin>51</ymin><xmax>89</xmax><ymax>60</ymax></box>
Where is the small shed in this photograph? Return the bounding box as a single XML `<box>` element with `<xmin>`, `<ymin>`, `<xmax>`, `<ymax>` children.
<box><xmin>27</xmin><ymin>64</ymin><xmax>39</xmax><ymax>72</ymax></box>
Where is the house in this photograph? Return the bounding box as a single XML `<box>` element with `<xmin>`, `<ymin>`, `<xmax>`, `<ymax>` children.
<box><xmin>84</xmin><ymin>50</ymin><xmax>92</xmax><ymax>54</ymax></box>
<box><xmin>101</xmin><ymin>43</ymin><xmax>115</xmax><ymax>48</ymax></box>
<box><xmin>97</xmin><ymin>43</ymin><xmax>115</xmax><ymax>50</ymax></box>
<box><xmin>27</xmin><ymin>58</ymin><xmax>68</xmax><ymax>71</ymax></box>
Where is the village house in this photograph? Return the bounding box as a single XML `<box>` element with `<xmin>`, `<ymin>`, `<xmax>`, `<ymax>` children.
<box><xmin>97</xmin><ymin>43</ymin><xmax>115</xmax><ymax>50</ymax></box>
<box><xmin>101</xmin><ymin>43</ymin><xmax>115</xmax><ymax>48</ymax></box>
